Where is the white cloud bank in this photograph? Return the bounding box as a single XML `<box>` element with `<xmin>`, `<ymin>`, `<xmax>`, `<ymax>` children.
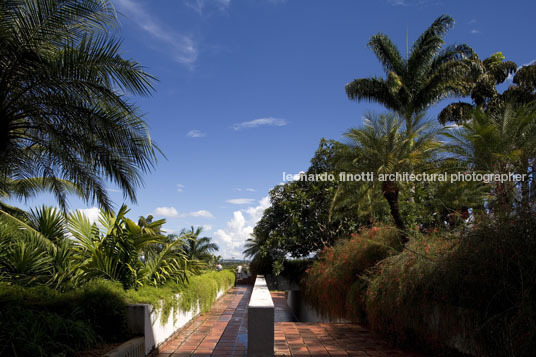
<box><xmin>153</xmin><ymin>207</ymin><xmax>214</xmax><ymax>218</ymax></box>
<box><xmin>187</xmin><ymin>129</ymin><xmax>206</xmax><ymax>138</ymax></box>
<box><xmin>154</xmin><ymin>206</ymin><xmax>179</xmax><ymax>218</ymax></box>
<box><xmin>233</xmin><ymin>117</ymin><xmax>287</xmax><ymax>130</ymax></box>
<box><xmin>213</xmin><ymin>196</ymin><xmax>270</xmax><ymax>258</ymax></box>
<box><xmin>226</xmin><ymin>198</ymin><xmax>255</xmax><ymax>205</ymax></box>
<box><xmin>78</xmin><ymin>207</ymin><xmax>100</xmax><ymax>224</ymax></box>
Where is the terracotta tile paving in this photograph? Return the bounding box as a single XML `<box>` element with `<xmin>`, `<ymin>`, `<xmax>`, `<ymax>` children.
<box><xmin>156</xmin><ymin>285</ymin><xmax>251</xmax><ymax>357</ymax></box>
<box><xmin>156</xmin><ymin>286</ymin><xmax>421</xmax><ymax>357</ymax></box>
<box><xmin>271</xmin><ymin>291</ymin><xmax>422</xmax><ymax>357</ymax></box>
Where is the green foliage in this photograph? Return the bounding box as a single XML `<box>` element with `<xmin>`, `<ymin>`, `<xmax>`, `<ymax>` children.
<box><xmin>0</xmin><ymin>271</ymin><xmax>235</xmax><ymax>356</ymax></box>
<box><xmin>439</xmin><ymin>51</ymin><xmax>536</xmax><ymax>125</ymax></box>
<box><xmin>443</xmin><ymin>104</ymin><xmax>536</xmax><ymax>212</ymax></box>
<box><xmin>346</xmin><ymin>15</ymin><xmax>474</xmax><ymax>123</ymax></box>
<box><xmin>303</xmin><ymin>226</ymin><xmax>401</xmax><ymax>321</ymax></box>
<box><xmin>0</xmin><ymin>0</ymin><xmax>159</xmax><ymax>211</ymax></box>
<box><xmin>0</xmin><ymin>279</ymin><xmax>128</xmax><ymax>356</ymax></box>
<box><xmin>0</xmin><ymin>204</ymin><xmax>195</xmax><ymax>290</ymax></box>
<box><xmin>334</xmin><ymin>112</ymin><xmax>444</xmax><ymax>241</ymax></box>
<box><xmin>251</xmin><ymin>139</ymin><xmax>360</xmax><ymax>272</ymax></box>
<box><xmin>364</xmin><ymin>214</ymin><xmax>536</xmax><ymax>356</ymax></box>
<box><xmin>126</xmin><ymin>270</ymin><xmax>235</xmax><ymax>324</ymax></box>
<box><xmin>181</xmin><ymin>226</ymin><xmax>219</xmax><ymax>262</ymax></box>
<box><xmin>0</xmin><ymin>306</ymin><xmax>97</xmax><ymax>357</ymax></box>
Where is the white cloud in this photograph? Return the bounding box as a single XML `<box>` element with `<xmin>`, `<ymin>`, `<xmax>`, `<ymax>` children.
<box><xmin>187</xmin><ymin>129</ymin><xmax>206</xmax><ymax>138</ymax></box>
<box><xmin>185</xmin><ymin>0</ymin><xmax>231</xmax><ymax>15</ymax></box>
<box><xmin>470</xmin><ymin>29</ymin><xmax>480</xmax><ymax>34</ymax></box>
<box><xmin>78</xmin><ymin>207</ymin><xmax>100</xmax><ymax>224</ymax></box>
<box><xmin>226</xmin><ymin>198</ymin><xmax>256</xmax><ymax>205</ymax></box>
<box><xmin>388</xmin><ymin>0</ymin><xmax>406</xmax><ymax>5</ymax></box>
<box><xmin>154</xmin><ymin>206</ymin><xmax>215</xmax><ymax>218</ymax></box>
<box><xmin>154</xmin><ymin>206</ymin><xmax>179</xmax><ymax>218</ymax></box>
<box><xmin>233</xmin><ymin>117</ymin><xmax>287</xmax><ymax>130</ymax></box>
<box><xmin>213</xmin><ymin>196</ymin><xmax>270</xmax><ymax>258</ymax></box>
<box><xmin>188</xmin><ymin>210</ymin><xmax>215</xmax><ymax>218</ymax></box>
<box><xmin>244</xmin><ymin>196</ymin><xmax>270</xmax><ymax>223</ymax></box>
<box><xmin>202</xmin><ymin>224</ymin><xmax>213</xmax><ymax>231</ymax></box>
<box><xmin>468</xmin><ymin>19</ymin><xmax>477</xmax><ymax>24</ymax></box>
<box><xmin>115</xmin><ymin>0</ymin><xmax>198</xmax><ymax>67</ymax></box>
<box><xmin>177</xmin><ymin>184</ymin><xmax>185</xmax><ymax>192</ymax></box>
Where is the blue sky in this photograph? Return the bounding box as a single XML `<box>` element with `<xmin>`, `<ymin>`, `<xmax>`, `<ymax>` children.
<box><xmin>11</xmin><ymin>0</ymin><xmax>536</xmax><ymax>258</ymax></box>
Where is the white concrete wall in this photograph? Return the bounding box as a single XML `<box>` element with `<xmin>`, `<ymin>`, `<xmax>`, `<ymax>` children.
<box><xmin>127</xmin><ymin>288</ymin><xmax>227</xmax><ymax>355</ymax></box>
<box><xmin>248</xmin><ymin>275</ymin><xmax>274</xmax><ymax>357</ymax></box>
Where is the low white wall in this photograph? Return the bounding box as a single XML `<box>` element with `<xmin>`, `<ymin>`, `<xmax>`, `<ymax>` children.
<box><xmin>127</xmin><ymin>288</ymin><xmax>227</xmax><ymax>355</ymax></box>
<box><xmin>248</xmin><ymin>275</ymin><xmax>274</xmax><ymax>357</ymax></box>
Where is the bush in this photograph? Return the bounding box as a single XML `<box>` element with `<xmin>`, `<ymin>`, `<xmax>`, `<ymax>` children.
<box><xmin>127</xmin><ymin>270</ymin><xmax>236</xmax><ymax>323</ymax></box>
<box><xmin>0</xmin><ymin>279</ymin><xmax>128</xmax><ymax>356</ymax></box>
<box><xmin>303</xmin><ymin>225</ymin><xmax>401</xmax><ymax>321</ymax></box>
<box><xmin>364</xmin><ymin>232</ymin><xmax>462</xmax><ymax>353</ymax></box>
<box><xmin>365</xmin><ymin>213</ymin><xmax>536</xmax><ymax>356</ymax></box>
<box><xmin>0</xmin><ymin>271</ymin><xmax>236</xmax><ymax>356</ymax></box>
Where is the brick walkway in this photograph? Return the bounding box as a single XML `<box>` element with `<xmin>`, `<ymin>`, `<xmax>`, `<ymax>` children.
<box><xmin>271</xmin><ymin>291</ymin><xmax>421</xmax><ymax>357</ymax></box>
<box><xmin>156</xmin><ymin>286</ymin><xmax>250</xmax><ymax>357</ymax></box>
<box><xmin>156</xmin><ymin>286</ymin><xmax>420</xmax><ymax>357</ymax></box>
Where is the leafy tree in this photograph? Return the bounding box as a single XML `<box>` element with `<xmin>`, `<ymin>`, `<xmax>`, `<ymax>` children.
<box><xmin>346</xmin><ymin>15</ymin><xmax>473</xmax><ymax>124</ymax></box>
<box><xmin>181</xmin><ymin>226</ymin><xmax>219</xmax><ymax>262</ymax></box>
<box><xmin>0</xmin><ymin>0</ymin><xmax>158</xmax><ymax>213</ymax></box>
<box><xmin>251</xmin><ymin>140</ymin><xmax>359</xmax><ymax>271</ymax></box>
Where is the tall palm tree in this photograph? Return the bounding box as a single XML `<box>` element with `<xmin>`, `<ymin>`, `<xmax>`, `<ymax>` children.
<box><xmin>345</xmin><ymin>15</ymin><xmax>473</xmax><ymax>124</ymax></box>
<box><xmin>181</xmin><ymin>226</ymin><xmax>219</xmax><ymax>262</ymax></box>
<box><xmin>338</xmin><ymin>112</ymin><xmax>443</xmax><ymax>243</ymax></box>
<box><xmin>0</xmin><ymin>0</ymin><xmax>158</xmax><ymax>212</ymax></box>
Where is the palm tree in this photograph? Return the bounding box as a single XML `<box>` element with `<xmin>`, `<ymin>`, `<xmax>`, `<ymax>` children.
<box><xmin>0</xmin><ymin>206</ymin><xmax>76</xmax><ymax>289</ymax></box>
<box><xmin>443</xmin><ymin>104</ymin><xmax>536</xmax><ymax>212</ymax></box>
<box><xmin>345</xmin><ymin>15</ymin><xmax>473</xmax><ymax>125</ymax></box>
<box><xmin>181</xmin><ymin>226</ymin><xmax>219</xmax><ymax>262</ymax></box>
<box><xmin>438</xmin><ymin>52</ymin><xmax>518</xmax><ymax>125</ymax></box>
<box><xmin>67</xmin><ymin>205</ymin><xmax>195</xmax><ymax>288</ymax></box>
<box><xmin>338</xmin><ymin>112</ymin><xmax>443</xmax><ymax>243</ymax></box>
<box><xmin>243</xmin><ymin>235</ymin><xmax>262</xmax><ymax>259</ymax></box>
<box><xmin>0</xmin><ymin>0</ymin><xmax>158</xmax><ymax>212</ymax></box>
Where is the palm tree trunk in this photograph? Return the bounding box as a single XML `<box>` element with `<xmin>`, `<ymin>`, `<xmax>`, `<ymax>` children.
<box><xmin>381</xmin><ymin>180</ymin><xmax>408</xmax><ymax>244</ymax></box>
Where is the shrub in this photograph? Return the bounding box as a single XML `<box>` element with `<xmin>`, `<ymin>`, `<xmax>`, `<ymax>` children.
<box><xmin>364</xmin><ymin>232</ymin><xmax>461</xmax><ymax>352</ymax></box>
<box><xmin>365</xmin><ymin>213</ymin><xmax>536</xmax><ymax>356</ymax></box>
<box><xmin>127</xmin><ymin>270</ymin><xmax>235</xmax><ymax>323</ymax></box>
<box><xmin>0</xmin><ymin>271</ymin><xmax>236</xmax><ymax>356</ymax></box>
<box><xmin>303</xmin><ymin>226</ymin><xmax>401</xmax><ymax>321</ymax></box>
<box><xmin>0</xmin><ymin>279</ymin><xmax>128</xmax><ymax>356</ymax></box>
